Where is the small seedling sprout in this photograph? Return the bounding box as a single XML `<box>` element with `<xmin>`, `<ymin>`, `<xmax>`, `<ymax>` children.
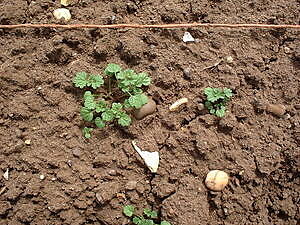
<box><xmin>123</xmin><ymin>205</ymin><xmax>172</xmax><ymax>225</ymax></box>
<box><xmin>73</xmin><ymin>64</ymin><xmax>151</xmax><ymax>138</ymax></box>
<box><xmin>204</xmin><ymin>87</ymin><xmax>233</xmax><ymax>117</ymax></box>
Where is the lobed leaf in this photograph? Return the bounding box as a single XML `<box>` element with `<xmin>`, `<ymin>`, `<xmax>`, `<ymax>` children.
<box><xmin>95</xmin><ymin>117</ymin><xmax>105</xmax><ymax>128</ymax></box>
<box><xmin>88</xmin><ymin>74</ymin><xmax>104</xmax><ymax>89</ymax></box>
<box><xmin>104</xmin><ymin>63</ymin><xmax>121</xmax><ymax>76</ymax></box>
<box><xmin>118</xmin><ymin>113</ymin><xmax>131</xmax><ymax>126</ymax></box>
<box><xmin>80</xmin><ymin>107</ymin><xmax>93</xmax><ymax>121</ymax></box>
<box><xmin>84</xmin><ymin>95</ymin><xmax>96</xmax><ymax>110</ymax></box>
<box><xmin>95</xmin><ymin>100</ymin><xmax>107</xmax><ymax>113</ymax></box>
<box><xmin>134</xmin><ymin>72</ymin><xmax>151</xmax><ymax>87</ymax></box>
<box><xmin>128</xmin><ymin>94</ymin><xmax>148</xmax><ymax>109</ymax></box>
<box><xmin>123</xmin><ymin>205</ymin><xmax>135</xmax><ymax>217</ymax></box>
<box><xmin>73</xmin><ymin>72</ymin><xmax>88</xmax><ymax>88</ymax></box>
<box><xmin>82</xmin><ymin>127</ymin><xmax>93</xmax><ymax>138</ymax></box>
<box><xmin>143</xmin><ymin>209</ymin><xmax>158</xmax><ymax>219</ymax></box>
<box><xmin>102</xmin><ymin>110</ymin><xmax>115</xmax><ymax>122</ymax></box>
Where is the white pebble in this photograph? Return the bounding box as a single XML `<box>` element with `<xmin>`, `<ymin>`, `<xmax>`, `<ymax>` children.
<box><xmin>169</xmin><ymin>98</ymin><xmax>188</xmax><ymax>111</ymax></box>
<box><xmin>3</xmin><ymin>168</ymin><xmax>9</xmax><ymax>181</ymax></box>
<box><xmin>40</xmin><ymin>174</ymin><xmax>45</xmax><ymax>180</ymax></box>
<box><xmin>25</xmin><ymin>139</ymin><xmax>31</xmax><ymax>145</ymax></box>
<box><xmin>182</xmin><ymin>32</ymin><xmax>195</xmax><ymax>43</ymax></box>
<box><xmin>53</xmin><ymin>8</ymin><xmax>71</xmax><ymax>21</ymax></box>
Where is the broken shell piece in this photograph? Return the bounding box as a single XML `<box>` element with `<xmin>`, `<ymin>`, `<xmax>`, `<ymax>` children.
<box><xmin>53</xmin><ymin>8</ymin><xmax>71</xmax><ymax>21</ymax></box>
<box><xmin>183</xmin><ymin>32</ymin><xmax>195</xmax><ymax>43</ymax></box>
<box><xmin>3</xmin><ymin>168</ymin><xmax>9</xmax><ymax>181</ymax></box>
<box><xmin>132</xmin><ymin>141</ymin><xmax>159</xmax><ymax>173</ymax></box>
<box><xmin>169</xmin><ymin>97</ymin><xmax>188</xmax><ymax>111</ymax></box>
<box><xmin>61</xmin><ymin>0</ymin><xmax>71</xmax><ymax>6</ymax></box>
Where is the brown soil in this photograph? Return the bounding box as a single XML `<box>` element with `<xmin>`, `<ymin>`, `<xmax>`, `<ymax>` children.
<box><xmin>0</xmin><ymin>1</ymin><xmax>299</xmax><ymax>225</ymax></box>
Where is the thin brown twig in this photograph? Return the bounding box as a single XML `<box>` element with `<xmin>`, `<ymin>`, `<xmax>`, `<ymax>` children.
<box><xmin>0</xmin><ymin>23</ymin><xmax>299</xmax><ymax>30</ymax></box>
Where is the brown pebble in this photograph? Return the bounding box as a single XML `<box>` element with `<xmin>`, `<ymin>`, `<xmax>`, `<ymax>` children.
<box><xmin>125</xmin><ymin>181</ymin><xmax>137</xmax><ymax>190</ymax></box>
<box><xmin>72</xmin><ymin>149</ymin><xmax>81</xmax><ymax>157</ymax></box>
<box><xmin>266</xmin><ymin>104</ymin><xmax>286</xmax><ymax>116</ymax></box>
<box><xmin>134</xmin><ymin>98</ymin><xmax>156</xmax><ymax>120</ymax></box>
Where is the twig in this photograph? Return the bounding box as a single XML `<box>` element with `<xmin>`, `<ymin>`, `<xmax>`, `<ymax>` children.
<box><xmin>0</xmin><ymin>186</ymin><xmax>7</xmax><ymax>196</ymax></box>
<box><xmin>0</xmin><ymin>23</ymin><xmax>299</xmax><ymax>30</ymax></box>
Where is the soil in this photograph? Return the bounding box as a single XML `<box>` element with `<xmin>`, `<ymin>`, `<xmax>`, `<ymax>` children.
<box><xmin>0</xmin><ymin>0</ymin><xmax>299</xmax><ymax>225</ymax></box>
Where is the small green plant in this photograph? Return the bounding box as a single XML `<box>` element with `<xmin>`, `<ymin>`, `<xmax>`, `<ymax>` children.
<box><xmin>123</xmin><ymin>205</ymin><xmax>171</xmax><ymax>225</ymax></box>
<box><xmin>73</xmin><ymin>64</ymin><xmax>151</xmax><ymax>138</ymax></box>
<box><xmin>204</xmin><ymin>87</ymin><xmax>233</xmax><ymax>117</ymax></box>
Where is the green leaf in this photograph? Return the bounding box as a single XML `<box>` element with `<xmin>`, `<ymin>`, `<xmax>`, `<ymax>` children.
<box><xmin>123</xmin><ymin>99</ymin><xmax>132</xmax><ymax>108</ymax></box>
<box><xmin>161</xmin><ymin>221</ymin><xmax>171</xmax><ymax>225</ymax></box>
<box><xmin>84</xmin><ymin>95</ymin><xmax>96</xmax><ymax>110</ymax></box>
<box><xmin>111</xmin><ymin>103</ymin><xmax>123</xmax><ymax>112</ymax></box>
<box><xmin>116</xmin><ymin>69</ymin><xmax>135</xmax><ymax>80</ymax></box>
<box><xmin>118</xmin><ymin>113</ymin><xmax>131</xmax><ymax>126</ymax></box>
<box><xmin>133</xmin><ymin>216</ymin><xmax>142</xmax><ymax>224</ymax></box>
<box><xmin>102</xmin><ymin>110</ymin><xmax>115</xmax><ymax>121</ymax></box>
<box><xmin>143</xmin><ymin>209</ymin><xmax>158</xmax><ymax>219</ymax></box>
<box><xmin>123</xmin><ymin>205</ymin><xmax>135</xmax><ymax>217</ymax></box>
<box><xmin>128</xmin><ymin>94</ymin><xmax>148</xmax><ymax>109</ymax></box>
<box><xmin>95</xmin><ymin>117</ymin><xmax>105</xmax><ymax>128</ymax></box>
<box><xmin>83</xmin><ymin>91</ymin><xmax>93</xmax><ymax>100</ymax></box>
<box><xmin>223</xmin><ymin>88</ymin><xmax>233</xmax><ymax>98</ymax></box>
<box><xmin>95</xmin><ymin>100</ymin><xmax>107</xmax><ymax>113</ymax></box>
<box><xmin>73</xmin><ymin>72</ymin><xmax>88</xmax><ymax>88</ymax></box>
<box><xmin>104</xmin><ymin>63</ymin><xmax>121</xmax><ymax>76</ymax></box>
<box><xmin>80</xmin><ymin>107</ymin><xmax>93</xmax><ymax>121</ymax></box>
<box><xmin>140</xmin><ymin>219</ymin><xmax>155</xmax><ymax>225</ymax></box>
<box><xmin>215</xmin><ymin>106</ymin><xmax>226</xmax><ymax>117</ymax></box>
<box><xmin>134</xmin><ymin>72</ymin><xmax>151</xmax><ymax>87</ymax></box>
<box><xmin>88</xmin><ymin>74</ymin><xmax>104</xmax><ymax>89</ymax></box>
<box><xmin>82</xmin><ymin>127</ymin><xmax>93</xmax><ymax>138</ymax></box>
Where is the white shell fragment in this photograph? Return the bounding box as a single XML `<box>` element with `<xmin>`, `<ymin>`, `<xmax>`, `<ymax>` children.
<box><xmin>132</xmin><ymin>141</ymin><xmax>159</xmax><ymax>173</ymax></box>
<box><xmin>3</xmin><ymin>168</ymin><xmax>9</xmax><ymax>181</ymax></box>
<box><xmin>182</xmin><ymin>32</ymin><xmax>195</xmax><ymax>42</ymax></box>
<box><xmin>53</xmin><ymin>8</ymin><xmax>71</xmax><ymax>21</ymax></box>
<box><xmin>61</xmin><ymin>0</ymin><xmax>71</xmax><ymax>6</ymax></box>
<box><xmin>169</xmin><ymin>97</ymin><xmax>188</xmax><ymax>111</ymax></box>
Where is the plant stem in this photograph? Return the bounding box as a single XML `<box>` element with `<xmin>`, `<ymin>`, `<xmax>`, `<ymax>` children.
<box><xmin>108</xmin><ymin>77</ymin><xmax>112</xmax><ymax>96</ymax></box>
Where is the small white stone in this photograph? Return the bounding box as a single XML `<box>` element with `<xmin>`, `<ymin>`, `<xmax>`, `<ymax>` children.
<box><xmin>61</xmin><ymin>0</ymin><xmax>71</xmax><ymax>6</ymax></box>
<box><xmin>225</xmin><ymin>56</ymin><xmax>233</xmax><ymax>64</ymax></box>
<box><xmin>25</xmin><ymin>140</ymin><xmax>31</xmax><ymax>145</ymax></box>
<box><xmin>284</xmin><ymin>47</ymin><xmax>291</xmax><ymax>54</ymax></box>
<box><xmin>40</xmin><ymin>174</ymin><xmax>45</xmax><ymax>180</ymax></box>
<box><xmin>53</xmin><ymin>8</ymin><xmax>71</xmax><ymax>21</ymax></box>
<box><xmin>3</xmin><ymin>168</ymin><xmax>9</xmax><ymax>181</ymax></box>
<box><xmin>37</xmin><ymin>86</ymin><xmax>42</xmax><ymax>90</ymax></box>
<box><xmin>182</xmin><ymin>32</ymin><xmax>195</xmax><ymax>43</ymax></box>
<box><xmin>51</xmin><ymin>177</ymin><xmax>57</xmax><ymax>181</ymax></box>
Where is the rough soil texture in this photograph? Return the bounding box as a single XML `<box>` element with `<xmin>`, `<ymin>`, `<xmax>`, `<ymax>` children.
<box><xmin>0</xmin><ymin>0</ymin><xmax>300</xmax><ymax>225</ymax></box>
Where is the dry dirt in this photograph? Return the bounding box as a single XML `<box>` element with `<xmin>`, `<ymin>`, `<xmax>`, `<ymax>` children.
<box><xmin>0</xmin><ymin>0</ymin><xmax>300</xmax><ymax>225</ymax></box>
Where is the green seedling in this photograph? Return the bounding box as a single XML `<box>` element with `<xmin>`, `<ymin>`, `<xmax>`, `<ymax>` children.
<box><xmin>204</xmin><ymin>87</ymin><xmax>233</xmax><ymax>117</ymax></box>
<box><xmin>123</xmin><ymin>205</ymin><xmax>171</xmax><ymax>225</ymax></box>
<box><xmin>73</xmin><ymin>64</ymin><xmax>151</xmax><ymax>138</ymax></box>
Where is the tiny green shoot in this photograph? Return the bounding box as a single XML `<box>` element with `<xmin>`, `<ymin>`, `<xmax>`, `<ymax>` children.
<box><xmin>73</xmin><ymin>64</ymin><xmax>151</xmax><ymax>138</ymax></box>
<box><xmin>204</xmin><ymin>87</ymin><xmax>233</xmax><ymax>117</ymax></box>
<box><xmin>123</xmin><ymin>205</ymin><xmax>171</xmax><ymax>225</ymax></box>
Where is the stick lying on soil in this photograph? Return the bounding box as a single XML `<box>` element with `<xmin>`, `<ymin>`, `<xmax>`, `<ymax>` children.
<box><xmin>0</xmin><ymin>23</ymin><xmax>299</xmax><ymax>30</ymax></box>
